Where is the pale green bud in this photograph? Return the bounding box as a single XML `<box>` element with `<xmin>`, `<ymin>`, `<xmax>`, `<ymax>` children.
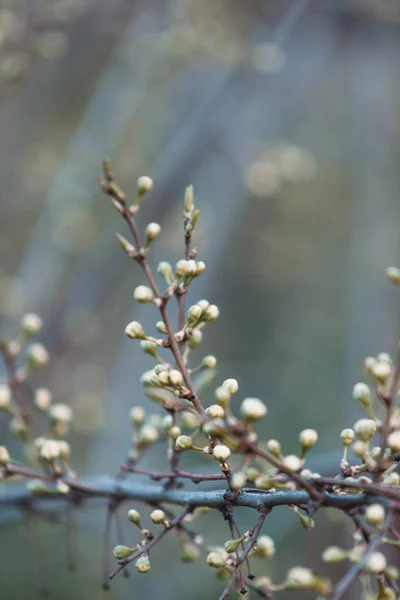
<box><xmin>352</xmin><ymin>382</ymin><xmax>371</xmax><ymax>406</ymax></box>
<box><xmin>150</xmin><ymin>510</ymin><xmax>167</xmax><ymax>525</ymax></box>
<box><xmin>175</xmin><ymin>435</ymin><xmax>193</xmax><ymax>451</ymax></box>
<box><xmin>128</xmin><ymin>509</ymin><xmax>141</xmax><ymax>526</ymax></box>
<box><xmin>125</xmin><ymin>321</ymin><xmax>145</xmax><ymax>339</ymax></box>
<box><xmin>231</xmin><ymin>472</ymin><xmax>246</xmax><ymax>490</ymax></box>
<box><xmin>140</xmin><ymin>340</ymin><xmax>159</xmax><ymax>358</ymax></box>
<box><xmin>215</xmin><ymin>386</ymin><xmax>231</xmax><ymax>406</ymax></box>
<box><xmin>169</xmin><ymin>369</ymin><xmax>184</xmax><ymax>388</ymax></box>
<box><xmin>285</xmin><ymin>566</ymin><xmax>316</xmax><ymax>589</ymax></box>
<box><xmin>195</xmin><ymin>261</ymin><xmax>206</xmax><ymax>276</ymax></box>
<box><xmin>188</xmin><ymin>329</ymin><xmax>202</xmax><ymax>348</ymax></box>
<box><xmin>135</xmin><ymin>554</ymin><xmax>151</xmax><ymax>573</ymax></box>
<box><xmin>113</xmin><ymin>545</ymin><xmax>135</xmax><ymax>560</ymax></box>
<box><xmin>253</xmin><ymin>536</ymin><xmax>275</xmax><ymax>558</ymax></box>
<box><xmin>354</xmin><ymin>418</ymin><xmax>376</xmax><ymax>441</ymax></box>
<box><xmin>207</xmin><ymin>551</ymin><xmax>226</xmax><ymax>568</ymax></box>
<box><xmin>386</xmin><ymin>266</ymin><xmax>400</xmax><ymax>285</ymax></box>
<box><xmin>157</xmin><ymin>261</ymin><xmax>174</xmax><ymax>284</ymax></box>
<box><xmin>156</xmin><ymin>321</ymin><xmax>167</xmax><ymax>333</ymax></box>
<box><xmin>341</xmin><ymin>428</ymin><xmax>355</xmax><ymax>446</ymax></box>
<box><xmin>299</xmin><ymin>429</ymin><xmax>318</xmax><ymax>450</ymax></box>
<box><xmin>282</xmin><ymin>455</ymin><xmax>303</xmax><ymax>472</ymax></box>
<box><xmin>138</xmin><ymin>424</ymin><xmax>158</xmax><ymax>445</ymax></box>
<box><xmin>134</xmin><ymin>285</ymin><xmax>154</xmax><ymax>303</ymax></box>
<box><xmin>204</xmin><ymin>304</ymin><xmax>219</xmax><ymax>322</ymax></box>
<box><xmin>187</xmin><ymin>305</ymin><xmax>202</xmax><ymax>324</ymax></box>
<box><xmin>180</xmin><ymin>543</ymin><xmax>200</xmax><ymax>563</ymax></box>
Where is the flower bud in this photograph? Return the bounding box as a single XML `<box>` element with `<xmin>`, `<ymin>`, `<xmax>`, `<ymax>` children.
<box><xmin>157</xmin><ymin>261</ymin><xmax>174</xmax><ymax>284</ymax></box>
<box><xmin>197</xmin><ymin>300</ymin><xmax>210</xmax><ymax>312</ymax></box>
<box><xmin>282</xmin><ymin>455</ymin><xmax>303</xmax><ymax>472</ymax></box>
<box><xmin>231</xmin><ymin>472</ymin><xmax>246</xmax><ymax>490</ymax></box>
<box><xmin>137</xmin><ymin>176</ymin><xmax>153</xmax><ymax>196</ymax></box>
<box><xmin>40</xmin><ymin>439</ymin><xmax>60</xmax><ymax>461</ymax></box>
<box><xmin>125</xmin><ymin>321</ymin><xmax>145</xmax><ymax>339</ymax></box>
<box><xmin>27</xmin><ymin>343</ymin><xmax>49</xmax><ymax>367</ymax></box>
<box><xmin>341</xmin><ymin>428</ymin><xmax>355</xmax><ymax>446</ymax></box>
<box><xmin>372</xmin><ymin>361</ymin><xmax>391</xmax><ymax>382</ymax></box>
<box><xmin>134</xmin><ymin>285</ymin><xmax>154</xmax><ymax>303</ymax></box>
<box><xmin>169</xmin><ymin>369</ymin><xmax>184</xmax><ymax>388</ymax></box>
<box><xmin>267</xmin><ymin>439</ymin><xmax>281</xmax><ymax>457</ymax></box>
<box><xmin>383</xmin><ymin>472</ymin><xmax>400</xmax><ymax>486</ymax></box>
<box><xmin>215</xmin><ymin>386</ymin><xmax>231</xmax><ymax>406</ymax></box>
<box><xmin>187</xmin><ymin>305</ymin><xmax>202</xmax><ymax>324</ymax></box>
<box><xmin>150</xmin><ymin>510</ymin><xmax>167</xmax><ymax>525</ymax></box>
<box><xmin>322</xmin><ymin>546</ymin><xmax>347</xmax><ymax>563</ymax></box>
<box><xmin>365</xmin><ymin>552</ymin><xmax>387</xmax><ymax>574</ymax></box>
<box><xmin>299</xmin><ymin>429</ymin><xmax>318</xmax><ymax>450</ymax></box>
<box><xmin>145</xmin><ymin>223</ymin><xmax>161</xmax><ymax>244</ymax></box>
<box><xmin>240</xmin><ymin>398</ymin><xmax>267</xmax><ymax>421</ymax></box>
<box><xmin>254</xmin><ymin>474</ymin><xmax>273</xmax><ymax>490</ymax></box>
<box><xmin>129</xmin><ymin>406</ymin><xmax>145</xmax><ymax>427</ymax></box>
<box><xmin>169</xmin><ymin>426</ymin><xmax>181</xmax><ymax>440</ymax></box>
<box><xmin>175</xmin><ymin>435</ymin><xmax>193</xmax><ymax>451</ymax></box>
<box><xmin>49</xmin><ymin>403</ymin><xmax>73</xmax><ymax>423</ymax></box>
<box><xmin>352</xmin><ymin>440</ymin><xmax>368</xmax><ymax>458</ymax></box>
<box><xmin>201</xmin><ymin>355</ymin><xmax>217</xmax><ymax>369</ymax></box>
<box><xmin>34</xmin><ymin>387</ymin><xmax>52</xmax><ymax>411</ymax></box>
<box><xmin>365</xmin><ymin>504</ymin><xmax>385</xmax><ymax>527</ymax></box>
<box><xmin>155</xmin><ymin>321</ymin><xmax>167</xmax><ymax>334</ymax></box>
<box><xmin>354</xmin><ymin>418</ymin><xmax>376</xmax><ymax>442</ymax></box>
<box><xmin>224</xmin><ymin>538</ymin><xmax>243</xmax><ymax>554</ymax></box>
<box><xmin>207</xmin><ymin>551</ymin><xmax>226</xmax><ymax>568</ymax></box>
<box><xmin>128</xmin><ymin>509</ymin><xmax>142</xmax><ymax>526</ymax></box>
<box><xmin>188</xmin><ymin>329</ymin><xmax>202</xmax><ymax>348</ymax></box>
<box><xmin>113</xmin><ymin>545</ymin><xmax>135</xmax><ymax>560</ymax></box>
<box><xmin>387</xmin><ymin>431</ymin><xmax>400</xmax><ymax>453</ymax></box>
<box><xmin>180</xmin><ymin>543</ymin><xmax>200</xmax><ymax>563</ymax></box>
<box><xmin>138</xmin><ymin>424</ymin><xmax>158</xmax><ymax>445</ymax></box>
<box><xmin>253</xmin><ymin>536</ymin><xmax>275</xmax><ymax>558</ymax></box>
<box><xmin>21</xmin><ymin>313</ymin><xmax>42</xmax><ymax>335</ymax></box>
<box><xmin>285</xmin><ymin>566</ymin><xmax>316</xmax><ymax>589</ymax></box>
<box><xmin>195</xmin><ymin>261</ymin><xmax>206</xmax><ymax>276</ymax></box>
<box><xmin>213</xmin><ymin>444</ymin><xmax>231</xmax><ymax>462</ymax></box>
<box><xmin>140</xmin><ymin>340</ymin><xmax>159</xmax><ymax>358</ymax></box>
<box><xmin>352</xmin><ymin>382</ymin><xmax>371</xmax><ymax>406</ymax></box>
<box><xmin>0</xmin><ymin>384</ymin><xmax>12</xmax><ymax>410</ymax></box>
<box><xmin>204</xmin><ymin>304</ymin><xmax>219</xmax><ymax>322</ymax></box>
<box><xmin>206</xmin><ymin>405</ymin><xmax>224</xmax><ymax>419</ymax></box>
<box><xmin>222</xmin><ymin>378</ymin><xmax>238</xmax><ymax>394</ymax></box>
<box><xmin>0</xmin><ymin>445</ymin><xmax>10</xmax><ymax>465</ymax></box>
<box><xmin>386</xmin><ymin>266</ymin><xmax>400</xmax><ymax>285</ymax></box>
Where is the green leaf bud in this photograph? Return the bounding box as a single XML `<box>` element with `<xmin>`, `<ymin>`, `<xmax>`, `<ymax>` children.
<box><xmin>299</xmin><ymin>428</ymin><xmax>318</xmax><ymax>450</ymax></box>
<box><xmin>116</xmin><ymin>233</ymin><xmax>135</xmax><ymax>255</ymax></box>
<box><xmin>169</xmin><ymin>369</ymin><xmax>184</xmax><ymax>388</ymax></box>
<box><xmin>387</xmin><ymin>431</ymin><xmax>400</xmax><ymax>453</ymax></box>
<box><xmin>138</xmin><ymin>424</ymin><xmax>158</xmax><ymax>445</ymax></box>
<box><xmin>150</xmin><ymin>510</ymin><xmax>168</xmax><ymax>525</ymax></box>
<box><xmin>180</xmin><ymin>542</ymin><xmax>200</xmax><ymax>563</ymax></box>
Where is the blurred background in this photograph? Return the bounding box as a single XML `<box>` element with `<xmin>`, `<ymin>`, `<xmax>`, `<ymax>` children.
<box><xmin>1</xmin><ymin>0</ymin><xmax>400</xmax><ymax>598</ymax></box>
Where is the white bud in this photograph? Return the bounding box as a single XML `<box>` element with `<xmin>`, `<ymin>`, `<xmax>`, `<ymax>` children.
<box><xmin>138</xmin><ymin>424</ymin><xmax>158</xmax><ymax>445</ymax></box>
<box><xmin>156</xmin><ymin>320</ymin><xmax>167</xmax><ymax>333</ymax></box>
<box><xmin>386</xmin><ymin>266</ymin><xmax>400</xmax><ymax>285</ymax></box>
<box><xmin>188</xmin><ymin>329</ymin><xmax>202</xmax><ymax>348</ymax></box>
<box><xmin>34</xmin><ymin>387</ymin><xmax>52</xmax><ymax>411</ymax></box>
<box><xmin>125</xmin><ymin>321</ymin><xmax>145</xmax><ymax>339</ymax></box>
<box><xmin>195</xmin><ymin>261</ymin><xmax>206</xmax><ymax>276</ymax></box>
<box><xmin>222</xmin><ymin>378</ymin><xmax>238</xmax><ymax>394</ymax></box>
<box><xmin>40</xmin><ymin>439</ymin><xmax>61</xmax><ymax>461</ymax></box>
<box><xmin>215</xmin><ymin>386</ymin><xmax>231</xmax><ymax>406</ymax></box>
<box><xmin>213</xmin><ymin>444</ymin><xmax>231</xmax><ymax>462</ymax></box>
<box><xmin>206</xmin><ymin>405</ymin><xmax>225</xmax><ymax>419</ymax></box>
<box><xmin>137</xmin><ymin>176</ymin><xmax>153</xmax><ymax>195</ymax></box>
<box><xmin>49</xmin><ymin>403</ymin><xmax>73</xmax><ymax>423</ymax></box>
<box><xmin>176</xmin><ymin>260</ymin><xmax>191</xmax><ymax>278</ymax></box>
<box><xmin>254</xmin><ymin>535</ymin><xmax>275</xmax><ymax>558</ymax></box>
<box><xmin>133</xmin><ymin>285</ymin><xmax>154</xmax><ymax>303</ymax></box>
<box><xmin>267</xmin><ymin>439</ymin><xmax>281</xmax><ymax>456</ymax></box>
<box><xmin>150</xmin><ymin>509</ymin><xmax>167</xmax><ymax>524</ymax></box>
<box><xmin>365</xmin><ymin>504</ymin><xmax>385</xmax><ymax>526</ymax></box>
<box><xmin>352</xmin><ymin>382</ymin><xmax>371</xmax><ymax>406</ymax></box>
<box><xmin>354</xmin><ymin>418</ymin><xmax>376</xmax><ymax>441</ymax></box>
<box><xmin>140</xmin><ymin>340</ymin><xmax>159</xmax><ymax>357</ymax></box>
<box><xmin>145</xmin><ymin>222</ymin><xmax>161</xmax><ymax>242</ymax></box>
<box><xmin>282</xmin><ymin>455</ymin><xmax>303</xmax><ymax>472</ymax></box>
<box><xmin>341</xmin><ymin>428</ymin><xmax>355</xmax><ymax>446</ymax></box>
<box><xmin>169</xmin><ymin>369</ymin><xmax>184</xmax><ymax>388</ymax></box>
<box><xmin>27</xmin><ymin>343</ymin><xmax>49</xmax><ymax>367</ymax></box>
<box><xmin>157</xmin><ymin>261</ymin><xmax>174</xmax><ymax>284</ymax></box>
<box><xmin>240</xmin><ymin>397</ymin><xmax>267</xmax><ymax>421</ymax></box>
<box><xmin>231</xmin><ymin>472</ymin><xmax>246</xmax><ymax>490</ymax></box>
<box><xmin>299</xmin><ymin>429</ymin><xmax>318</xmax><ymax>449</ymax></box>
<box><xmin>57</xmin><ymin>441</ymin><xmax>70</xmax><ymax>460</ymax></box>
<box><xmin>201</xmin><ymin>355</ymin><xmax>217</xmax><ymax>369</ymax></box>
<box><xmin>322</xmin><ymin>546</ymin><xmax>347</xmax><ymax>563</ymax></box>
<box><xmin>175</xmin><ymin>435</ymin><xmax>193</xmax><ymax>451</ymax></box>
<box><xmin>204</xmin><ymin>304</ymin><xmax>219</xmax><ymax>322</ymax></box>
<box><xmin>0</xmin><ymin>446</ymin><xmax>10</xmax><ymax>465</ymax></box>
<box><xmin>365</xmin><ymin>551</ymin><xmax>387</xmax><ymax>574</ymax></box>
<box><xmin>129</xmin><ymin>406</ymin><xmax>145</xmax><ymax>426</ymax></box>
<box><xmin>285</xmin><ymin>566</ymin><xmax>316</xmax><ymax>589</ymax></box>
<box><xmin>21</xmin><ymin>313</ymin><xmax>42</xmax><ymax>335</ymax></box>
<box><xmin>372</xmin><ymin>361</ymin><xmax>391</xmax><ymax>381</ymax></box>
<box><xmin>196</xmin><ymin>300</ymin><xmax>210</xmax><ymax>312</ymax></box>
<box><xmin>383</xmin><ymin>472</ymin><xmax>400</xmax><ymax>486</ymax></box>
<box><xmin>0</xmin><ymin>384</ymin><xmax>12</xmax><ymax>410</ymax></box>
<box><xmin>387</xmin><ymin>431</ymin><xmax>400</xmax><ymax>453</ymax></box>
<box><xmin>207</xmin><ymin>551</ymin><xmax>226</xmax><ymax>568</ymax></box>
